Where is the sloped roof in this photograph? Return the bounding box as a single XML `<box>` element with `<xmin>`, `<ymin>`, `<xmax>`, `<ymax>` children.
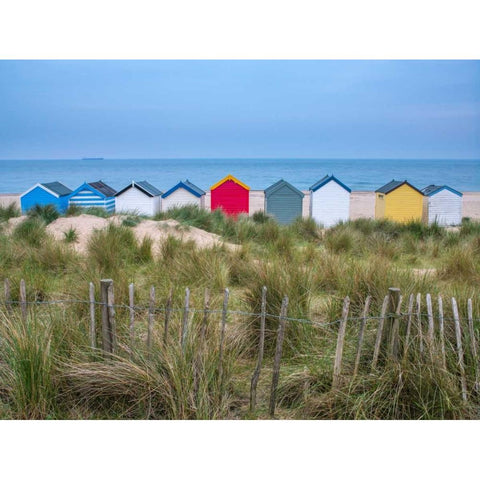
<box><xmin>264</xmin><ymin>179</ymin><xmax>304</xmax><ymax>198</ymax></box>
<box><xmin>162</xmin><ymin>179</ymin><xmax>205</xmax><ymax>199</ymax></box>
<box><xmin>88</xmin><ymin>180</ymin><xmax>117</xmax><ymax>197</ymax></box>
<box><xmin>41</xmin><ymin>182</ymin><xmax>72</xmax><ymax>197</ymax></box>
<box><xmin>210</xmin><ymin>174</ymin><xmax>250</xmax><ymax>191</ymax></box>
<box><xmin>116</xmin><ymin>181</ymin><xmax>162</xmax><ymax>197</ymax></box>
<box><xmin>422</xmin><ymin>184</ymin><xmax>463</xmax><ymax>197</ymax></box>
<box><xmin>376</xmin><ymin>179</ymin><xmax>423</xmax><ymax>195</ymax></box>
<box><xmin>309</xmin><ymin>175</ymin><xmax>351</xmax><ymax>193</ymax></box>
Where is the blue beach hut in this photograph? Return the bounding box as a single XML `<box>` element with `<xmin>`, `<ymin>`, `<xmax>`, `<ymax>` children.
<box><xmin>68</xmin><ymin>180</ymin><xmax>117</xmax><ymax>212</ymax></box>
<box><xmin>20</xmin><ymin>181</ymin><xmax>72</xmax><ymax>214</ymax></box>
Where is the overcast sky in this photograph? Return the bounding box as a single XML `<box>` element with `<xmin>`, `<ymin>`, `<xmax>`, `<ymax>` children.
<box><xmin>0</xmin><ymin>60</ymin><xmax>479</xmax><ymax>159</ymax></box>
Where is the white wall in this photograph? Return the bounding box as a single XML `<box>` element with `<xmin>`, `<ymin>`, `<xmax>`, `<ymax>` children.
<box><xmin>311</xmin><ymin>181</ymin><xmax>350</xmax><ymax>227</ymax></box>
<box><xmin>115</xmin><ymin>187</ymin><xmax>161</xmax><ymax>216</ymax></box>
<box><xmin>427</xmin><ymin>190</ymin><xmax>463</xmax><ymax>226</ymax></box>
<box><xmin>161</xmin><ymin>188</ymin><xmax>203</xmax><ymax>211</ymax></box>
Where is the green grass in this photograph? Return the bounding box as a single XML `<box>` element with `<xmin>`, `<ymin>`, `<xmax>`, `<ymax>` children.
<box><xmin>0</xmin><ymin>203</ymin><xmax>20</xmax><ymax>222</ymax></box>
<box><xmin>1</xmin><ymin>206</ymin><xmax>479</xmax><ymax>419</ymax></box>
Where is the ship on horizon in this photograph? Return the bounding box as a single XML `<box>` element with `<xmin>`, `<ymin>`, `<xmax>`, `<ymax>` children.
<box><xmin>81</xmin><ymin>157</ymin><xmax>104</xmax><ymax>161</ymax></box>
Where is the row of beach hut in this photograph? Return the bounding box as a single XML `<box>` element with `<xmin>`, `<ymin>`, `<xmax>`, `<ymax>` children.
<box><xmin>19</xmin><ymin>175</ymin><xmax>465</xmax><ymax>226</ymax></box>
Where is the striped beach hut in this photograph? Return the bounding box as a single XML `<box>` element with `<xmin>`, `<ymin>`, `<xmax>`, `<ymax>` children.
<box><xmin>20</xmin><ymin>181</ymin><xmax>72</xmax><ymax>214</ymax></box>
<box><xmin>264</xmin><ymin>179</ymin><xmax>304</xmax><ymax>225</ymax></box>
<box><xmin>309</xmin><ymin>175</ymin><xmax>351</xmax><ymax>227</ymax></box>
<box><xmin>210</xmin><ymin>174</ymin><xmax>250</xmax><ymax>216</ymax></box>
<box><xmin>115</xmin><ymin>181</ymin><xmax>162</xmax><ymax>216</ymax></box>
<box><xmin>68</xmin><ymin>180</ymin><xmax>117</xmax><ymax>212</ymax></box>
<box><xmin>422</xmin><ymin>184</ymin><xmax>463</xmax><ymax>226</ymax></box>
<box><xmin>375</xmin><ymin>180</ymin><xmax>424</xmax><ymax>223</ymax></box>
<box><xmin>161</xmin><ymin>180</ymin><xmax>205</xmax><ymax>211</ymax></box>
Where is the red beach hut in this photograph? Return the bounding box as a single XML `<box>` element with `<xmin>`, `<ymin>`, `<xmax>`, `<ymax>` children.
<box><xmin>210</xmin><ymin>174</ymin><xmax>250</xmax><ymax>216</ymax></box>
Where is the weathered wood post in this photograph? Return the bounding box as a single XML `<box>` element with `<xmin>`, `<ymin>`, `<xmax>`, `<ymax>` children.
<box><xmin>19</xmin><ymin>278</ymin><xmax>27</xmax><ymax>322</ymax></box>
<box><xmin>386</xmin><ymin>287</ymin><xmax>401</xmax><ymax>359</ymax></box>
<box><xmin>467</xmin><ymin>298</ymin><xmax>479</xmax><ymax>393</ymax></box>
<box><xmin>250</xmin><ymin>286</ymin><xmax>267</xmax><ymax>411</ymax></box>
<box><xmin>371</xmin><ymin>295</ymin><xmax>389</xmax><ymax>371</ymax></box>
<box><xmin>426</xmin><ymin>293</ymin><xmax>435</xmax><ymax>357</ymax></box>
<box><xmin>129</xmin><ymin>283</ymin><xmax>135</xmax><ymax>354</ymax></box>
<box><xmin>181</xmin><ymin>287</ymin><xmax>190</xmax><ymax>353</ymax></box>
<box><xmin>353</xmin><ymin>295</ymin><xmax>371</xmax><ymax>378</ymax></box>
<box><xmin>4</xmin><ymin>278</ymin><xmax>12</xmax><ymax>314</ymax></box>
<box><xmin>147</xmin><ymin>286</ymin><xmax>155</xmax><ymax>350</ymax></box>
<box><xmin>332</xmin><ymin>296</ymin><xmax>350</xmax><ymax>389</ymax></box>
<box><xmin>416</xmin><ymin>293</ymin><xmax>424</xmax><ymax>357</ymax></box>
<box><xmin>269</xmin><ymin>296</ymin><xmax>289</xmax><ymax>418</ymax></box>
<box><xmin>452</xmin><ymin>297</ymin><xmax>467</xmax><ymax>402</ymax></box>
<box><xmin>218</xmin><ymin>288</ymin><xmax>230</xmax><ymax>389</ymax></box>
<box><xmin>403</xmin><ymin>294</ymin><xmax>414</xmax><ymax>360</ymax></box>
<box><xmin>437</xmin><ymin>295</ymin><xmax>446</xmax><ymax>370</ymax></box>
<box><xmin>89</xmin><ymin>282</ymin><xmax>96</xmax><ymax>349</ymax></box>
<box><xmin>100</xmin><ymin>279</ymin><xmax>115</xmax><ymax>356</ymax></box>
<box><xmin>200</xmin><ymin>288</ymin><xmax>210</xmax><ymax>343</ymax></box>
<box><xmin>163</xmin><ymin>287</ymin><xmax>173</xmax><ymax>346</ymax></box>
<box><xmin>388</xmin><ymin>293</ymin><xmax>403</xmax><ymax>360</ymax></box>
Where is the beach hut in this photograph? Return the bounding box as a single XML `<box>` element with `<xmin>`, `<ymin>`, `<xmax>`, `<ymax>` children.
<box><xmin>309</xmin><ymin>175</ymin><xmax>351</xmax><ymax>227</ymax></box>
<box><xmin>115</xmin><ymin>181</ymin><xmax>162</xmax><ymax>216</ymax></box>
<box><xmin>264</xmin><ymin>179</ymin><xmax>304</xmax><ymax>225</ymax></box>
<box><xmin>68</xmin><ymin>180</ymin><xmax>117</xmax><ymax>212</ymax></box>
<box><xmin>375</xmin><ymin>180</ymin><xmax>424</xmax><ymax>223</ymax></box>
<box><xmin>20</xmin><ymin>182</ymin><xmax>72</xmax><ymax>214</ymax></box>
<box><xmin>210</xmin><ymin>174</ymin><xmax>250</xmax><ymax>216</ymax></box>
<box><xmin>161</xmin><ymin>180</ymin><xmax>205</xmax><ymax>211</ymax></box>
<box><xmin>422</xmin><ymin>184</ymin><xmax>463</xmax><ymax>226</ymax></box>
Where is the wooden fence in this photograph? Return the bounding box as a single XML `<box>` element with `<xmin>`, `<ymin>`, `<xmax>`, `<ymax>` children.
<box><xmin>2</xmin><ymin>278</ymin><xmax>480</xmax><ymax>417</ymax></box>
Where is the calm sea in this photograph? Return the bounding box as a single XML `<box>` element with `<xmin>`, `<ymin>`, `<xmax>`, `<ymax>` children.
<box><xmin>0</xmin><ymin>158</ymin><xmax>479</xmax><ymax>193</ymax></box>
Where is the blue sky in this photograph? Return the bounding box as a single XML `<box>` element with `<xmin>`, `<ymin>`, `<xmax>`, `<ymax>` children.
<box><xmin>0</xmin><ymin>60</ymin><xmax>479</xmax><ymax>159</ymax></box>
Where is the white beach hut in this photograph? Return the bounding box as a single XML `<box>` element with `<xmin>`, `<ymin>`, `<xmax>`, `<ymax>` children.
<box><xmin>309</xmin><ymin>175</ymin><xmax>351</xmax><ymax>227</ymax></box>
<box><xmin>115</xmin><ymin>181</ymin><xmax>162</xmax><ymax>216</ymax></box>
<box><xmin>161</xmin><ymin>180</ymin><xmax>205</xmax><ymax>211</ymax></box>
<box><xmin>422</xmin><ymin>184</ymin><xmax>463</xmax><ymax>226</ymax></box>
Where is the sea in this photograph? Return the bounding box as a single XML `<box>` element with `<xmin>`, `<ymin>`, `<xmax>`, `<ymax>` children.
<box><xmin>0</xmin><ymin>158</ymin><xmax>479</xmax><ymax>193</ymax></box>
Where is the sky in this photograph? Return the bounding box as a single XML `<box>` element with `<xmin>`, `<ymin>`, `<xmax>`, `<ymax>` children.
<box><xmin>0</xmin><ymin>60</ymin><xmax>479</xmax><ymax>159</ymax></box>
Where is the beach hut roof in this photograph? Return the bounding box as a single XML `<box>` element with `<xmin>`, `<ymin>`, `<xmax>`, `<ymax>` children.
<box><xmin>376</xmin><ymin>179</ymin><xmax>423</xmax><ymax>195</ymax></box>
<box><xmin>115</xmin><ymin>181</ymin><xmax>162</xmax><ymax>198</ymax></box>
<box><xmin>162</xmin><ymin>180</ymin><xmax>205</xmax><ymax>199</ymax></box>
<box><xmin>422</xmin><ymin>184</ymin><xmax>463</xmax><ymax>197</ymax></box>
<box><xmin>88</xmin><ymin>180</ymin><xmax>117</xmax><ymax>197</ymax></box>
<box><xmin>309</xmin><ymin>175</ymin><xmax>351</xmax><ymax>193</ymax></box>
<box><xmin>265</xmin><ymin>179</ymin><xmax>304</xmax><ymax>197</ymax></box>
<box><xmin>22</xmin><ymin>181</ymin><xmax>72</xmax><ymax>198</ymax></box>
<box><xmin>210</xmin><ymin>174</ymin><xmax>250</xmax><ymax>191</ymax></box>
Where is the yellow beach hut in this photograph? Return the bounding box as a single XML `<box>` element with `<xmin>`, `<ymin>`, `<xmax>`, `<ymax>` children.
<box><xmin>375</xmin><ymin>180</ymin><xmax>424</xmax><ymax>223</ymax></box>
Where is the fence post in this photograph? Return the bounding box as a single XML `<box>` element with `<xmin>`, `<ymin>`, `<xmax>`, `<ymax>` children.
<box><xmin>467</xmin><ymin>298</ymin><xmax>479</xmax><ymax>393</ymax></box>
<box><xmin>19</xmin><ymin>278</ymin><xmax>27</xmax><ymax>322</ymax></box>
<box><xmin>129</xmin><ymin>283</ymin><xmax>135</xmax><ymax>354</ymax></box>
<box><xmin>386</xmin><ymin>287</ymin><xmax>401</xmax><ymax>359</ymax></box>
<box><xmin>332</xmin><ymin>296</ymin><xmax>350</xmax><ymax>389</ymax></box>
<box><xmin>100</xmin><ymin>279</ymin><xmax>115</xmax><ymax>356</ymax></box>
<box><xmin>163</xmin><ymin>287</ymin><xmax>173</xmax><ymax>346</ymax></box>
<box><xmin>89</xmin><ymin>282</ymin><xmax>96</xmax><ymax>350</ymax></box>
<box><xmin>416</xmin><ymin>293</ymin><xmax>424</xmax><ymax>357</ymax></box>
<box><xmin>452</xmin><ymin>297</ymin><xmax>467</xmax><ymax>402</ymax></box>
<box><xmin>4</xmin><ymin>278</ymin><xmax>12</xmax><ymax>314</ymax></box>
<box><xmin>147</xmin><ymin>286</ymin><xmax>155</xmax><ymax>350</ymax></box>
<box><xmin>200</xmin><ymin>288</ymin><xmax>210</xmax><ymax>343</ymax></box>
<box><xmin>426</xmin><ymin>293</ymin><xmax>435</xmax><ymax>355</ymax></box>
<box><xmin>250</xmin><ymin>286</ymin><xmax>267</xmax><ymax>411</ymax></box>
<box><xmin>107</xmin><ymin>280</ymin><xmax>116</xmax><ymax>355</ymax></box>
<box><xmin>388</xmin><ymin>293</ymin><xmax>403</xmax><ymax>361</ymax></box>
<box><xmin>218</xmin><ymin>288</ymin><xmax>230</xmax><ymax>389</ymax></box>
<box><xmin>181</xmin><ymin>287</ymin><xmax>190</xmax><ymax>353</ymax></box>
<box><xmin>403</xmin><ymin>294</ymin><xmax>414</xmax><ymax>360</ymax></box>
<box><xmin>437</xmin><ymin>295</ymin><xmax>446</xmax><ymax>370</ymax></box>
<box><xmin>353</xmin><ymin>295</ymin><xmax>371</xmax><ymax>378</ymax></box>
<box><xmin>371</xmin><ymin>295</ymin><xmax>389</xmax><ymax>371</ymax></box>
<box><xmin>269</xmin><ymin>296</ymin><xmax>289</xmax><ymax>418</ymax></box>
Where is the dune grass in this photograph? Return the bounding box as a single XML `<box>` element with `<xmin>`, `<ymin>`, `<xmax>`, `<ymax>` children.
<box><xmin>1</xmin><ymin>206</ymin><xmax>479</xmax><ymax>419</ymax></box>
